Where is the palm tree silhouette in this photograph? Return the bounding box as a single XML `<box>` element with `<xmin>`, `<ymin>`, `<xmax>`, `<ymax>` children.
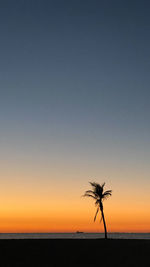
<box><xmin>83</xmin><ymin>182</ymin><xmax>112</xmax><ymax>239</ymax></box>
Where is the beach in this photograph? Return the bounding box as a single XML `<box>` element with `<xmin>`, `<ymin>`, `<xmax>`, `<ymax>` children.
<box><xmin>0</xmin><ymin>239</ymin><xmax>149</xmax><ymax>266</ymax></box>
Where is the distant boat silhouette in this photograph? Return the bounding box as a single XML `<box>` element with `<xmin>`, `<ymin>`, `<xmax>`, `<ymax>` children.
<box><xmin>76</xmin><ymin>231</ymin><xmax>84</xmax><ymax>234</ymax></box>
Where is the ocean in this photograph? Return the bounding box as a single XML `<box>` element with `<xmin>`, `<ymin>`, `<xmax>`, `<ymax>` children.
<box><xmin>0</xmin><ymin>232</ymin><xmax>149</xmax><ymax>239</ymax></box>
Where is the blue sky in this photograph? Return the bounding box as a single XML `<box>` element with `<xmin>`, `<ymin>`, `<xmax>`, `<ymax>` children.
<box><xmin>0</xmin><ymin>0</ymin><xmax>150</xmax><ymax>232</ymax></box>
<box><xmin>0</xmin><ymin>0</ymin><xmax>150</xmax><ymax>173</ymax></box>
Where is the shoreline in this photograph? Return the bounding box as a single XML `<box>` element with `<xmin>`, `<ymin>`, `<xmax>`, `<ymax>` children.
<box><xmin>0</xmin><ymin>232</ymin><xmax>149</xmax><ymax>240</ymax></box>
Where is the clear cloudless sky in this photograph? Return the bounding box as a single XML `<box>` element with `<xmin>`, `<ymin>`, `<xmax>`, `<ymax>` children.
<box><xmin>0</xmin><ymin>0</ymin><xmax>150</xmax><ymax>232</ymax></box>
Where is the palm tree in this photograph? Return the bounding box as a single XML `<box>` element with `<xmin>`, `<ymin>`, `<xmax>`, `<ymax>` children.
<box><xmin>83</xmin><ymin>182</ymin><xmax>112</xmax><ymax>239</ymax></box>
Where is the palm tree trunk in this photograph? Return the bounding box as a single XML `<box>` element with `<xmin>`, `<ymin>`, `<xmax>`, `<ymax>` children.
<box><xmin>100</xmin><ymin>202</ymin><xmax>107</xmax><ymax>239</ymax></box>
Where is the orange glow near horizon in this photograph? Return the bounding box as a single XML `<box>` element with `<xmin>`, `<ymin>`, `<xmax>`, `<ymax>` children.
<box><xmin>0</xmin><ymin>168</ymin><xmax>150</xmax><ymax>233</ymax></box>
<box><xmin>0</xmin><ymin>191</ymin><xmax>149</xmax><ymax>233</ymax></box>
<box><xmin>0</xmin><ymin>216</ymin><xmax>149</xmax><ymax>233</ymax></box>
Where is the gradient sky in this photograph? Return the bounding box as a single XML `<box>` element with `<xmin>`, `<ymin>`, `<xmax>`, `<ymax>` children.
<box><xmin>0</xmin><ymin>0</ymin><xmax>150</xmax><ymax>232</ymax></box>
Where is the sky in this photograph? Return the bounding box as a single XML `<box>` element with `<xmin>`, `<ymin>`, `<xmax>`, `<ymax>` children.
<box><xmin>0</xmin><ymin>0</ymin><xmax>150</xmax><ymax>232</ymax></box>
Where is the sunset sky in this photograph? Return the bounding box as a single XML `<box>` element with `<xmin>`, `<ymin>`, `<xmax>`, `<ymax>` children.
<box><xmin>0</xmin><ymin>0</ymin><xmax>150</xmax><ymax>233</ymax></box>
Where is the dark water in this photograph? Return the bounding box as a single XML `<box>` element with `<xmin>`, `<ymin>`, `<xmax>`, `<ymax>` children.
<box><xmin>0</xmin><ymin>232</ymin><xmax>149</xmax><ymax>239</ymax></box>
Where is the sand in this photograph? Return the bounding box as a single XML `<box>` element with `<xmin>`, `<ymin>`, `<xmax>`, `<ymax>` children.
<box><xmin>0</xmin><ymin>239</ymin><xmax>149</xmax><ymax>266</ymax></box>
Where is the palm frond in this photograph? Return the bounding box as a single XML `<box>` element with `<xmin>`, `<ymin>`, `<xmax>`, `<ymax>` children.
<box><xmin>102</xmin><ymin>191</ymin><xmax>112</xmax><ymax>200</ymax></box>
<box><xmin>85</xmin><ymin>190</ymin><xmax>97</xmax><ymax>196</ymax></box>
<box><xmin>89</xmin><ymin>182</ymin><xmax>97</xmax><ymax>188</ymax></box>
<box><xmin>84</xmin><ymin>181</ymin><xmax>112</xmax><ymax>202</ymax></box>
<box><xmin>83</xmin><ymin>193</ymin><xmax>97</xmax><ymax>199</ymax></box>
<box><xmin>103</xmin><ymin>190</ymin><xmax>112</xmax><ymax>197</ymax></box>
<box><xmin>104</xmin><ymin>190</ymin><xmax>112</xmax><ymax>195</ymax></box>
<box><xmin>94</xmin><ymin>207</ymin><xmax>99</xmax><ymax>222</ymax></box>
<box><xmin>101</xmin><ymin>182</ymin><xmax>105</xmax><ymax>189</ymax></box>
<box><xmin>89</xmin><ymin>182</ymin><xmax>103</xmax><ymax>197</ymax></box>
